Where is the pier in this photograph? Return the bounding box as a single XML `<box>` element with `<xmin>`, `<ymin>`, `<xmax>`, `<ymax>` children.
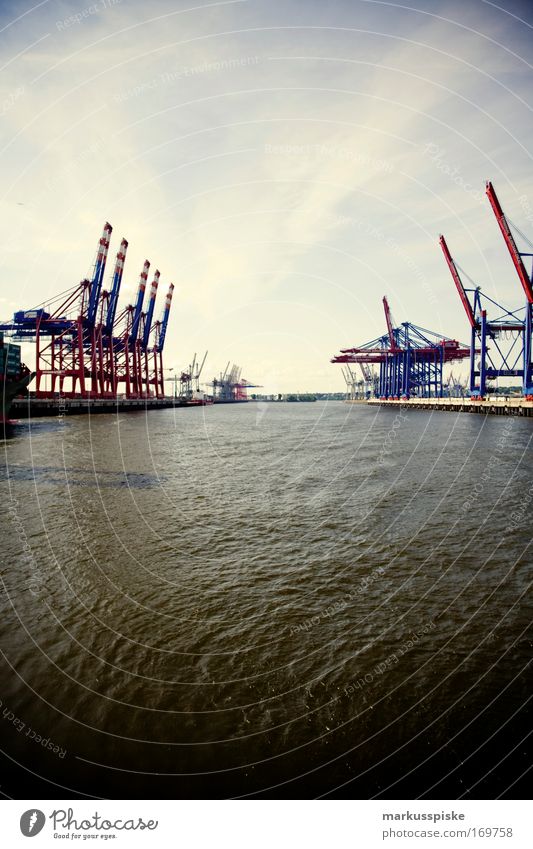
<box><xmin>365</xmin><ymin>397</ymin><xmax>533</xmax><ymax>416</ymax></box>
<box><xmin>11</xmin><ymin>396</ymin><xmax>180</xmax><ymax>418</ymax></box>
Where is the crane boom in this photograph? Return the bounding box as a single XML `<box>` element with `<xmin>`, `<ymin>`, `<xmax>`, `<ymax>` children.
<box><xmin>358</xmin><ymin>362</ymin><xmax>371</xmax><ymax>381</ymax></box>
<box><xmin>382</xmin><ymin>296</ymin><xmax>397</xmax><ymax>350</ymax></box>
<box><xmin>87</xmin><ymin>222</ymin><xmax>112</xmax><ymax>326</ymax></box>
<box><xmin>486</xmin><ymin>181</ymin><xmax>533</xmax><ymax>304</ymax></box>
<box><xmin>142</xmin><ymin>270</ymin><xmax>160</xmax><ymax>350</ymax></box>
<box><xmin>130</xmin><ymin>260</ymin><xmax>150</xmax><ymax>347</ymax></box>
<box><xmin>157</xmin><ymin>282</ymin><xmax>174</xmax><ymax>352</ymax></box>
<box><xmin>439</xmin><ymin>235</ymin><xmax>476</xmax><ymax>328</ymax></box>
<box><xmin>197</xmin><ymin>350</ymin><xmax>208</xmax><ymax>379</ymax></box>
<box><xmin>105</xmin><ymin>238</ymin><xmax>128</xmax><ymax>335</ymax></box>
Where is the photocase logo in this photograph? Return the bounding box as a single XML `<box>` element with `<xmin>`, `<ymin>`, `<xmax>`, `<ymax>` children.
<box><xmin>20</xmin><ymin>810</ymin><xmax>46</xmax><ymax>837</ymax></box>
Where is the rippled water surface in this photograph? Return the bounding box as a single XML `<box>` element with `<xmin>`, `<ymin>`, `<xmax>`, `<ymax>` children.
<box><xmin>0</xmin><ymin>402</ymin><xmax>531</xmax><ymax>798</ymax></box>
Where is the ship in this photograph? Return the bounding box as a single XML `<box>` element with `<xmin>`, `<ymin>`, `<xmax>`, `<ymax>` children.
<box><xmin>1</xmin><ymin>332</ymin><xmax>33</xmax><ymax>424</ymax></box>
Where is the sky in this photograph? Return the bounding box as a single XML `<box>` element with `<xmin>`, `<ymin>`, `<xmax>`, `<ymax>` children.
<box><xmin>1</xmin><ymin>0</ymin><xmax>533</xmax><ymax>392</ymax></box>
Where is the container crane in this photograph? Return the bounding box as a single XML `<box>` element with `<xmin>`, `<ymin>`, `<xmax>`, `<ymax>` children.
<box><xmin>0</xmin><ymin>223</ymin><xmax>115</xmax><ymax>395</ymax></box>
<box><xmin>130</xmin><ymin>260</ymin><xmax>150</xmax><ymax>349</ymax></box>
<box><xmin>383</xmin><ymin>296</ymin><xmax>399</xmax><ymax>351</ymax></box>
<box><xmin>485</xmin><ymin>181</ymin><xmax>533</xmax><ymax>397</ymax></box>
<box><xmin>341</xmin><ymin>364</ymin><xmax>363</xmax><ymax>399</ymax></box>
<box><xmin>87</xmin><ymin>222</ymin><xmax>112</xmax><ymax>328</ymax></box>
<box><xmin>157</xmin><ymin>283</ymin><xmax>174</xmax><ymax>353</ymax></box>
<box><xmin>179</xmin><ymin>350</ymin><xmax>209</xmax><ymax>400</ymax></box>
<box><xmin>208</xmin><ymin>363</ymin><xmax>258</xmax><ymax>401</ymax></box>
<box><xmin>486</xmin><ymin>182</ymin><xmax>533</xmax><ymax>304</ymax></box>
<box><xmin>141</xmin><ymin>270</ymin><xmax>160</xmax><ymax>352</ymax></box>
<box><xmin>439</xmin><ymin>234</ymin><xmax>486</xmax><ymax>396</ymax></box>
<box><xmin>0</xmin><ymin>223</ymin><xmax>174</xmax><ymax>401</ymax></box>
<box><xmin>439</xmin><ymin>235</ymin><xmax>476</xmax><ymax>329</ymax></box>
<box><xmin>92</xmin><ymin>238</ymin><xmax>129</xmax><ymax>396</ymax></box>
<box><xmin>179</xmin><ymin>357</ymin><xmax>194</xmax><ymax>398</ymax></box>
<box><xmin>332</xmin><ymin>295</ymin><xmax>470</xmax><ymax>399</ymax></box>
<box><xmin>440</xmin><ymin>182</ymin><xmax>532</xmax><ymax>398</ymax></box>
<box><xmin>151</xmin><ymin>282</ymin><xmax>175</xmax><ymax>397</ymax></box>
<box><xmin>105</xmin><ymin>239</ymin><xmax>128</xmax><ymax>336</ymax></box>
<box><xmin>196</xmin><ymin>350</ymin><xmax>208</xmax><ymax>386</ymax></box>
<box><xmin>113</xmin><ymin>260</ymin><xmax>151</xmax><ymax>398</ymax></box>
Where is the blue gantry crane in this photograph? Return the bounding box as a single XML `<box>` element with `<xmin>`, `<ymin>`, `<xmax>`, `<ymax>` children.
<box><xmin>332</xmin><ymin>295</ymin><xmax>470</xmax><ymax>399</ymax></box>
<box><xmin>440</xmin><ymin>182</ymin><xmax>533</xmax><ymax>399</ymax></box>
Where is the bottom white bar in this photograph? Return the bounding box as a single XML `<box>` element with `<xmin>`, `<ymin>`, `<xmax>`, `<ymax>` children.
<box><xmin>1</xmin><ymin>799</ymin><xmax>530</xmax><ymax>848</ymax></box>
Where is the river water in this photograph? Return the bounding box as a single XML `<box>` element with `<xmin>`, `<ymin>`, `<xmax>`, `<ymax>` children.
<box><xmin>0</xmin><ymin>402</ymin><xmax>531</xmax><ymax>798</ymax></box>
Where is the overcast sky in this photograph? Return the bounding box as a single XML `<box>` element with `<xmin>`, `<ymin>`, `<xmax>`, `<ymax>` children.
<box><xmin>1</xmin><ymin>0</ymin><xmax>533</xmax><ymax>392</ymax></box>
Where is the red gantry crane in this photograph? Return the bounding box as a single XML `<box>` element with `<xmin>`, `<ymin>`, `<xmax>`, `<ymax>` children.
<box><xmin>0</xmin><ymin>224</ymin><xmax>175</xmax><ymax>401</ymax></box>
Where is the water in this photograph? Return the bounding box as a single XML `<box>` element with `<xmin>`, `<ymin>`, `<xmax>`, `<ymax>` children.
<box><xmin>0</xmin><ymin>402</ymin><xmax>531</xmax><ymax>798</ymax></box>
